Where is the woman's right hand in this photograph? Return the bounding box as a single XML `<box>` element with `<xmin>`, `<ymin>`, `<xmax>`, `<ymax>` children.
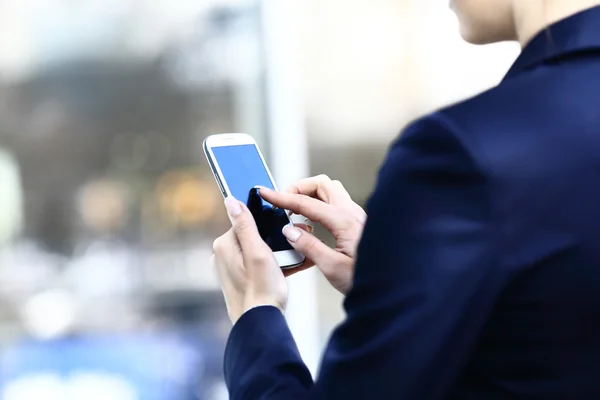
<box><xmin>259</xmin><ymin>175</ymin><xmax>366</xmax><ymax>295</ymax></box>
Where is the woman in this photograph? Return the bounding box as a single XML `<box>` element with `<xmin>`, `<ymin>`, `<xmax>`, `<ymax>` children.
<box><xmin>212</xmin><ymin>1</ymin><xmax>600</xmax><ymax>398</ymax></box>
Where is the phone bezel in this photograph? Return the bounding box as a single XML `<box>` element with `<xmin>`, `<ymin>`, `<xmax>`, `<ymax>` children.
<box><xmin>204</xmin><ymin>133</ymin><xmax>305</xmax><ymax>269</ymax></box>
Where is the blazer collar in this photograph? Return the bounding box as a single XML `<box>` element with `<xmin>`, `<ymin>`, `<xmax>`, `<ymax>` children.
<box><xmin>504</xmin><ymin>5</ymin><xmax>600</xmax><ymax>80</ymax></box>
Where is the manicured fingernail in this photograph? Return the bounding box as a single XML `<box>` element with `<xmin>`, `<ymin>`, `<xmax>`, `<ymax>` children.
<box><xmin>283</xmin><ymin>225</ymin><xmax>302</xmax><ymax>243</ymax></box>
<box><xmin>256</xmin><ymin>186</ymin><xmax>272</xmax><ymax>193</ymax></box>
<box><xmin>225</xmin><ymin>197</ymin><xmax>242</xmax><ymax>217</ymax></box>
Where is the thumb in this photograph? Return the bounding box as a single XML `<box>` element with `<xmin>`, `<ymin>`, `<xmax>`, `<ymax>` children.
<box><xmin>224</xmin><ymin>197</ymin><xmax>265</xmax><ymax>256</ymax></box>
<box><xmin>282</xmin><ymin>225</ymin><xmax>342</xmax><ymax>269</ymax></box>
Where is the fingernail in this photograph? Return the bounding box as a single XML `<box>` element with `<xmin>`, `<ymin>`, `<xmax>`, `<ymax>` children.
<box><xmin>225</xmin><ymin>197</ymin><xmax>242</xmax><ymax>218</ymax></box>
<box><xmin>256</xmin><ymin>186</ymin><xmax>272</xmax><ymax>193</ymax></box>
<box><xmin>283</xmin><ymin>225</ymin><xmax>302</xmax><ymax>243</ymax></box>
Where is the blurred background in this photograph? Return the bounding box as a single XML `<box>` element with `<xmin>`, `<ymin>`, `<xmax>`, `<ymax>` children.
<box><xmin>0</xmin><ymin>0</ymin><xmax>519</xmax><ymax>399</ymax></box>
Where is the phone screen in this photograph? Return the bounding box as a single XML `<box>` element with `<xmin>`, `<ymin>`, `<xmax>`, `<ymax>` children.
<box><xmin>211</xmin><ymin>144</ymin><xmax>294</xmax><ymax>252</ymax></box>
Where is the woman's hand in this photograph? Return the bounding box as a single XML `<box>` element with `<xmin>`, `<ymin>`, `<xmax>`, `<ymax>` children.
<box><xmin>259</xmin><ymin>175</ymin><xmax>366</xmax><ymax>295</ymax></box>
<box><xmin>212</xmin><ymin>197</ymin><xmax>288</xmax><ymax>324</ymax></box>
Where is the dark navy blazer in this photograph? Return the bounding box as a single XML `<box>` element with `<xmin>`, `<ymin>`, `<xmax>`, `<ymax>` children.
<box><xmin>224</xmin><ymin>6</ymin><xmax>600</xmax><ymax>399</ymax></box>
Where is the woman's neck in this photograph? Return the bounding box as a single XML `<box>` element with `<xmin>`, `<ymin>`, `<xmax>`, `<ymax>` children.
<box><xmin>515</xmin><ymin>0</ymin><xmax>600</xmax><ymax>47</ymax></box>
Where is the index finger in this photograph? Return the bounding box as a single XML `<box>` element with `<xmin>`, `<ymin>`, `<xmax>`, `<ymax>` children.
<box><xmin>286</xmin><ymin>174</ymin><xmax>332</xmax><ymax>200</ymax></box>
<box><xmin>258</xmin><ymin>189</ymin><xmax>344</xmax><ymax>231</ymax></box>
<box><xmin>286</xmin><ymin>175</ymin><xmax>352</xmax><ymax>203</ymax></box>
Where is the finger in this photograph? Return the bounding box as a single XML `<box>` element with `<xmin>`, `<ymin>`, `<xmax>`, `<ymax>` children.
<box><xmin>282</xmin><ymin>225</ymin><xmax>345</xmax><ymax>269</ymax></box>
<box><xmin>330</xmin><ymin>179</ymin><xmax>353</xmax><ymax>201</ymax></box>
<box><xmin>224</xmin><ymin>197</ymin><xmax>267</xmax><ymax>258</ymax></box>
<box><xmin>285</xmin><ymin>175</ymin><xmax>353</xmax><ymax>205</ymax></box>
<box><xmin>285</xmin><ymin>174</ymin><xmax>332</xmax><ymax>201</ymax></box>
<box><xmin>259</xmin><ymin>190</ymin><xmax>344</xmax><ymax>232</ymax></box>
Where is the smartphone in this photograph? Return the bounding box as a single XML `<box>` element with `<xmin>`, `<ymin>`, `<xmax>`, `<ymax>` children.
<box><xmin>204</xmin><ymin>133</ymin><xmax>305</xmax><ymax>269</ymax></box>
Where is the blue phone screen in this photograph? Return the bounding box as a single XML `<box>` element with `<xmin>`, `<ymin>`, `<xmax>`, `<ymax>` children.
<box><xmin>212</xmin><ymin>144</ymin><xmax>293</xmax><ymax>252</ymax></box>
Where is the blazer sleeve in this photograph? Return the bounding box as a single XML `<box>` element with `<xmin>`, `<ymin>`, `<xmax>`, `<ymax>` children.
<box><xmin>223</xmin><ymin>113</ymin><xmax>508</xmax><ymax>400</ymax></box>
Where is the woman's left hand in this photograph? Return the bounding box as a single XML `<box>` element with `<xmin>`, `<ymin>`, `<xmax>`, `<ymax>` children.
<box><xmin>212</xmin><ymin>197</ymin><xmax>288</xmax><ymax>324</ymax></box>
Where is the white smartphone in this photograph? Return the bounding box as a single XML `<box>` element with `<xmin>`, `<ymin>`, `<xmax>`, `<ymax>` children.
<box><xmin>204</xmin><ymin>133</ymin><xmax>305</xmax><ymax>269</ymax></box>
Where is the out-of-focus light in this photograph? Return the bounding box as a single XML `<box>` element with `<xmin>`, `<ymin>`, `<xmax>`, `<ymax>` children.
<box><xmin>0</xmin><ymin>0</ymin><xmax>34</xmax><ymax>82</ymax></box>
<box><xmin>67</xmin><ymin>373</ymin><xmax>138</xmax><ymax>400</ymax></box>
<box><xmin>2</xmin><ymin>373</ymin><xmax>64</xmax><ymax>400</ymax></box>
<box><xmin>77</xmin><ymin>179</ymin><xmax>129</xmax><ymax>233</ymax></box>
<box><xmin>2</xmin><ymin>372</ymin><xmax>137</xmax><ymax>400</ymax></box>
<box><xmin>0</xmin><ymin>241</ymin><xmax>60</xmax><ymax>295</ymax></box>
<box><xmin>64</xmin><ymin>242</ymin><xmax>135</xmax><ymax>299</ymax></box>
<box><xmin>21</xmin><ymin>290</ymin><xmax>77</xmax><ymax>340</ymax></box>
<box><xmin>156</xmin><ymin>171</ymin><xmax>218</xmax><ymax>228</ymax></box>
<box><xmin>172</xmin><ymin>180</ymin><xmax>215</xmax><ymax>227</ymax></box>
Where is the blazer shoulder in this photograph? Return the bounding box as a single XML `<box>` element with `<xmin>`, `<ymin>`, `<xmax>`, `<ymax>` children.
<box><xmin>392</xmin><ymin>111</ymin><xmax>493</xmax><ymax>181</ymax></box>
<box><xmin>427</xmin><ymin>73</ymin><xmax>554</xmax><ymax>175</ymax></box>
<box><xmin>436</xmin><ymin>65</ymin><xmax>576</xmax><ymax>145</ymax></box>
